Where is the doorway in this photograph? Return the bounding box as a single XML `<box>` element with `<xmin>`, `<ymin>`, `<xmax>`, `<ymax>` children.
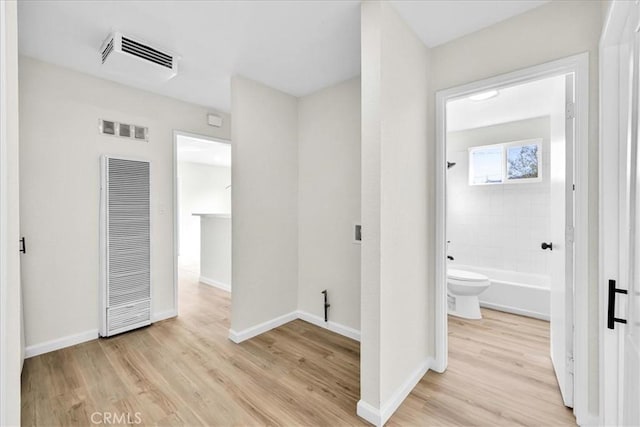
<box><xmin>173</xmin><ymin>131</ymin><xmax>232</xmax><ymax>314</ymax></box>
<box><xmin>434</xmin><ymin>53</ymin><xmax>590</xmax><ymax>422</ymax></box>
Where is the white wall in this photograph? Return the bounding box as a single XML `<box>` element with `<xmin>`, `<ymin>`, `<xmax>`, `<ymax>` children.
<box><xmin>230</xmin><ymin>76</ymin><xmax>299</xmax><ymax>333</ymax></box>
<box><xmin>18</xmin><ymin>57</ymin><xmax>230</xmax><ymax>351</ymax></box>
<box><xmin>0</xmin><ymin>1</ymin><xmax>22</xmax><ymax>424</ymax></box>
<box><xmin>200</xmin><ymin>215</ymin><xmax>231</xmax><ymax>290</ymax></box>
<box><xmin>447</xmin><ymin>117</ymin><xmax>551</xmax><ymax>276</ymax></box>
<box><xmin>430</xmin><ymin>0</ymin><xmax>603</xmax><ymax>417</ymax></box>
<box><xmin>177</xmin><ymin>161</ymin><xmax>231</xmax><ymax>267</ymax></box>
<box><xmin>298</xmin><ymin>77</ymin><xmax>361</xmax><ymax>331</ymax></box>
<box><xmin>360</xmin><ymin>1</ymin><xmax>432</xmax><ymax>423</ymax></box>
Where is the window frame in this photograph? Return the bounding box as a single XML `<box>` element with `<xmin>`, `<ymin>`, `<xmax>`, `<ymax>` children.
<box><xmin>503</xmin><ymin>139</ymin><xmax>543</xmax><ymax>184</ymax></box>
<box><xmin>467</xmin><ymin>138</ymin><xmax>543</xmax><ymax>186</ymax></box>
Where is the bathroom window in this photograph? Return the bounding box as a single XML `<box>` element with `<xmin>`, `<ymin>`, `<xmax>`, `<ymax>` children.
<box><xmin>468</xmin><ymin>139</ymin><xmax>542</xmax><ymax>186</ymax></box>
<box><xmin>506</xmin><ymin>142</ymin><xmax>541</xmax><ymax>183</ymax></box>
<box><xmin>469</xmin><ymin>145</ymin><xmax>504</xmax><ymax>185</ymax></box>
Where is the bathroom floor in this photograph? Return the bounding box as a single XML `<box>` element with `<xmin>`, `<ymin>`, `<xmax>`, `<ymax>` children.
<box><xmin>389</xmin><ymin>308</ymin><xmax>576</xmax><ymax>426</ymax></box>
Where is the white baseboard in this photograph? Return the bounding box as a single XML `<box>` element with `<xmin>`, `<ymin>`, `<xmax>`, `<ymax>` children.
<box><xmin>199</xmin><ymin>276</ymin><xmax>231</xmax><ymax>292</ymax></box>
<box><xmin>357</xmin><ymin>357</ymin><xmax>434</xmax><ymax>426</ymax></box>
<box><xmin>228</xmin><ymin>311</ymin><xmax>298</xmax><ymax>343</ymax></box>
<box><xmin>296</xmin><ymin>310</ymin><xmax>360</xmax><ymax>342</ymax></box>
<box><xmin>575</xmin><ymin>409</ymin><xmax>599</xmax><ymax>427</ymax></box>
<box><xmin>357</xmin><ymin>400</ymin><xmax>382</xmax><ymax>427</ymax></box>
<box><xmin>25</xmin><ymin>329</ymin><xmax>99</xmax><ymax>358</ymax></box>
<box><xmin>152</xmin><ymin>309</ymin><xmax>178</xmax><ymax>322</ymax></box>
<box><xmin>25</xmin><ymin>309</ymin><xmax>177</xmax><ymax>358</ymax></box>
<box><xmin>228</xmin><ymin>310</ymin><xmax>362</xmax><ymax>344</ymax></box>
<box><xmin>480</xmin><ymin>301</ymin><xmax>549</xmax><ymax>321</ymax></box>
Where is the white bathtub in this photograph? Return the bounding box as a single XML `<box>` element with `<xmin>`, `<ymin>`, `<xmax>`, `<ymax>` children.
<box><xmin>449</xmin><ymin>264</ymin><xmax>550</xmax><ymax>321</ymax></box>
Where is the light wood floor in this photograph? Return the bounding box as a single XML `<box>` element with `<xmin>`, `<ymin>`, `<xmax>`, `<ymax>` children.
<box><xmin>22</xmin><ymin>271</ymin><xmax>575</xmax><ymax>426</ymax></box>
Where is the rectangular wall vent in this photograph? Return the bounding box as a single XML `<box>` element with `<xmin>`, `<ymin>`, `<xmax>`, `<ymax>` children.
<box><xmin>121</xmin><ymin>36</ymin><xmax>174</xmax><ymax>69</ymax></box>
<box><xmin>101</xmin><ymin>120</ymin><xmax>116</xmax><ymax>135</ymax></box>
<box><xmin>100</xmin><ymin>119</ymin><xmax>148</xmax><ymax>142</ymax></box>
<box><xmin>119</xmin><ymin>123</ymin><xmax>131</xmax><ymax>138</ymax></box>
<box><xmin>100</xmin><ymin>32</ymin><xmax>179</xmax><ymax>81</ymax></box>
<box><xmin>100</xmin><ymin>156</ymin><xmax>152</xmax><ymax>337</ymax></box>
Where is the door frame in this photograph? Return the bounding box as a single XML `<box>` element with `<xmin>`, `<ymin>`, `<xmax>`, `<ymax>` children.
<box><xmin>434</xmin><ymin>53</ymin><xmax>590</xmax><ymax>423</ymax></box>
<box><xmin>0</xmin><ymin>0</ymin><xmax>8</xmax><ymax>420</ymax></box>
<box><xmin>599</xmin><ymin>1</ymin><xmax>638</xmax><ymax>425</ymax></box>
<box><xmin>172</xmin><ymin>130</ymin><xmax>231</xmax><ymax>314</ymax></box>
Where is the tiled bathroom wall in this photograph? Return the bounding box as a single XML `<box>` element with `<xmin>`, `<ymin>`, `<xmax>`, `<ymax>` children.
<box><xmin>446</xmin><ymin>117</ymin><xmax>551</xmax><ymax>277</ymax></box>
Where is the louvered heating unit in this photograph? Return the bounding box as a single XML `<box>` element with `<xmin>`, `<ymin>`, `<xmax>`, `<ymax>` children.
<box><xmin>100</xmin><ymin>156</ymin><xmax>151</xmax><ymax>337</ymax></box>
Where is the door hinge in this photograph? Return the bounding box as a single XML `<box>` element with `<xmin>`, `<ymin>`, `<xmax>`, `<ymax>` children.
<box><xmin>566</xmin><ymin>102</ymin><xmax>575</xmax><ymax>119</ymax></box>
<box><xmin>566</xmin><ymin>226</ymin><xmax>575</xmax><ymax>244</ymax></box>
<box><xmin>567</xmin><ymin>354</ymin><xmax>574</xmax><ymax>374</ymax></box>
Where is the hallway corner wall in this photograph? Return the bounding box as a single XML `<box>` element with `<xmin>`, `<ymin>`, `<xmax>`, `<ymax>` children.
<box><xmin>359</xmin><ymin>1</ymin><xmax>434</xmax><ymax>424</ymax></box>
<box><xmin>230</xmin><ymin>76</ymin><xmax>300</xmax><ymax>334</ymax></box>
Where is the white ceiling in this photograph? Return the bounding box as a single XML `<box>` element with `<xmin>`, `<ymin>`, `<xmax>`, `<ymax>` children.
<box><xmin>392</xmin><ymin>0</ymin><xmax>548</xmax><ymax>48</ymax></box>
<box><xmin>18</xmin><ymin>1</ymin><xmax>548</xmax><ymax>112</ymax></box>
<box><xmin>446</xmin><ymin>75</ymin><xmax>565</xmax><ymax>132</ymax></box>
<box><xmin>177</xmin><ymin>135</ymin><xmax>231</xmax><ymax>168</ymax></box>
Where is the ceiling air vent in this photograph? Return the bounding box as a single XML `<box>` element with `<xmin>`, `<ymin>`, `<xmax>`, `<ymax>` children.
<box><xmin>121</xmin><ymin>37</ymin><xmax>174</xmax><ymax>69</ymax></box>
<box><xmin>100</xmin><ymin>32</ymin><xmax>179</xmax><ymax>81</ymax></box>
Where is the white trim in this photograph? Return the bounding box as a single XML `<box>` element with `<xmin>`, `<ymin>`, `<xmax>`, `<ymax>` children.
<box><xmin>356</xmin><ymin>400</ymin><xmax>382</xmax><ymax>427</ymax></box>
<box><xmin>24</xmin><ymin>308</ymin><xmax>177</xmax><ymax>359</ymax></box>
<box><xmin>576</xmin><ymin>412</ymin><xmax>600</xmax><ymax>427</ymax></box>
<box><xmin>23</xmin><ymin>309</ymin><xmax>177</xmax><ymax>359</ymax></box>
<box><xmin>296</xmin><ymin>310</ymin><xmax>361</xmax><ymax>341</ymax></box>
<box><xmin>479</xmin><ymin>302</ymin><xmax>549</xmax><ymax>321</ymax></box>
<box><xmin>152</xmin><ymin>309</ymin><xmax>178</xmax><ymax>323</ymax></box>
<box><xmin>572</xmin><ymin>52</ymin><xmax>591</xmax><ymax>421</ymax></box>
<box><xmin>227</xmin><ymin>310</ymin><xmax>361</xmax><ymax>345</ymax></box>
<box><xmin>228</xmin><ymin>311</ymin><xmax>297</xmax><ymax>344</ymax></box>
<box><xmin>0</xmin><ymin>1</ymin><xmax>8</xmax><ymax>420</ymax></box>
<box><xmin>599</xmin><ymin>2</ymin><xmax>638</xmax><ymax>426</ymax></box>
<box><xmin>199</xmin><ymin>276</ymin><xmax>231</xmax><ymax>292</ymax></box>
<box><xmin>357</xmin><ymin>358</ymin><xmax>434</xmax><ymax>426</ymax></box>
<box><xmin>24</xmin><ymin>330</ymin><xmax>99</xmax><ymax>359</ymax></box>
<box><xmin>172</xmin><ymin>130</ymin><xmax>231</xmax><ymax>317</ymax></box>
<box><xmin>435</xmin><ymin>53</ymin><xmax>590</xmax><ymax>418</ymax></box>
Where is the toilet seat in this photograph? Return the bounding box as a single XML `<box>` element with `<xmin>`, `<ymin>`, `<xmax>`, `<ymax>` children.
<box><xmin>447</xmin><ymin>269</ymin><xmax>488</xmax><ymax>282</ymax></box>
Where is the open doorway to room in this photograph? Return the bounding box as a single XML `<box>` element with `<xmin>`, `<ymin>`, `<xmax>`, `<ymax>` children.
<box><xmin>433</xmin><ymin>54</ymin><xmax>589</xmax><ymax>425</ymax></box>
<box><xmin>174</xmin><ymin>131</ymin><xmax>231</xmax><ymax>314</ymax></box>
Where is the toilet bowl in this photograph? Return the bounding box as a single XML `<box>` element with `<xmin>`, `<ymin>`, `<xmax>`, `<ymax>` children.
<box><xmin>447</xmin><ymin>269</ymin><xmax>491</xmax><ymax>319</ymax></box>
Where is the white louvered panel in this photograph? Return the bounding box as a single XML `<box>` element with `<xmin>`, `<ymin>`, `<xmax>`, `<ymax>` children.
<box><xmin>107</xmin><ymin>300</ymin><xmax>151</xmax><ymax>335</ymax></box>
<box><xmin>101</xmin><ymin>157</ymin><xmax>151</xmax><ymax>337</ymax></box>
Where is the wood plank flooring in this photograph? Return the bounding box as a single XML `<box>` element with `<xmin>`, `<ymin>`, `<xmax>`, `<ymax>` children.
<box><xmin>22</xmin><ymin>270</ymin><xmax>575</xmax><ymax>426</ymax></box>
<box><xmin>390</xmin><ymin>310</ymin><xmax>575</xmax><ymax>426</ymax></box>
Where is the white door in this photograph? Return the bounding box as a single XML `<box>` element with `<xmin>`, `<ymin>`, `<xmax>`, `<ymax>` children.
<box><xmin>600</xmin><ymin>2</ymin><xmax>640</xmax><ymax>425</ymax></box>
<box><xmin>549</xmin><ymin>73</ymin><xmax>574</xmax><ymax>408</ymax></box>
<box><xmin>624</xmin><ymin>11</ymin><xmax>640</xmax><ymax>426</ymax></box>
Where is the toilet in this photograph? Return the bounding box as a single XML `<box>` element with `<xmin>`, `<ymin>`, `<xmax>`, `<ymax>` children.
<box><xmin>447</xmin><ymin>269</ymin><xmax>491</xmax><ymax>319</ymax></box>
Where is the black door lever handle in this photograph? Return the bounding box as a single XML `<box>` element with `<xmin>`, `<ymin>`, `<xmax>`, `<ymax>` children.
<box><xmin>541</xmin><ymin>242</ymin><xmax>553</xmax><ymax>251</ymax></box>
<box><xmin>19</xmin><ymin>237</ymin><xmax>26</xmax><ymax>254</ymax></box>
<box><xmin>608</xmin><ymin>279</ymin><xmax>627</xmax><ymax>329</ymax></box>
